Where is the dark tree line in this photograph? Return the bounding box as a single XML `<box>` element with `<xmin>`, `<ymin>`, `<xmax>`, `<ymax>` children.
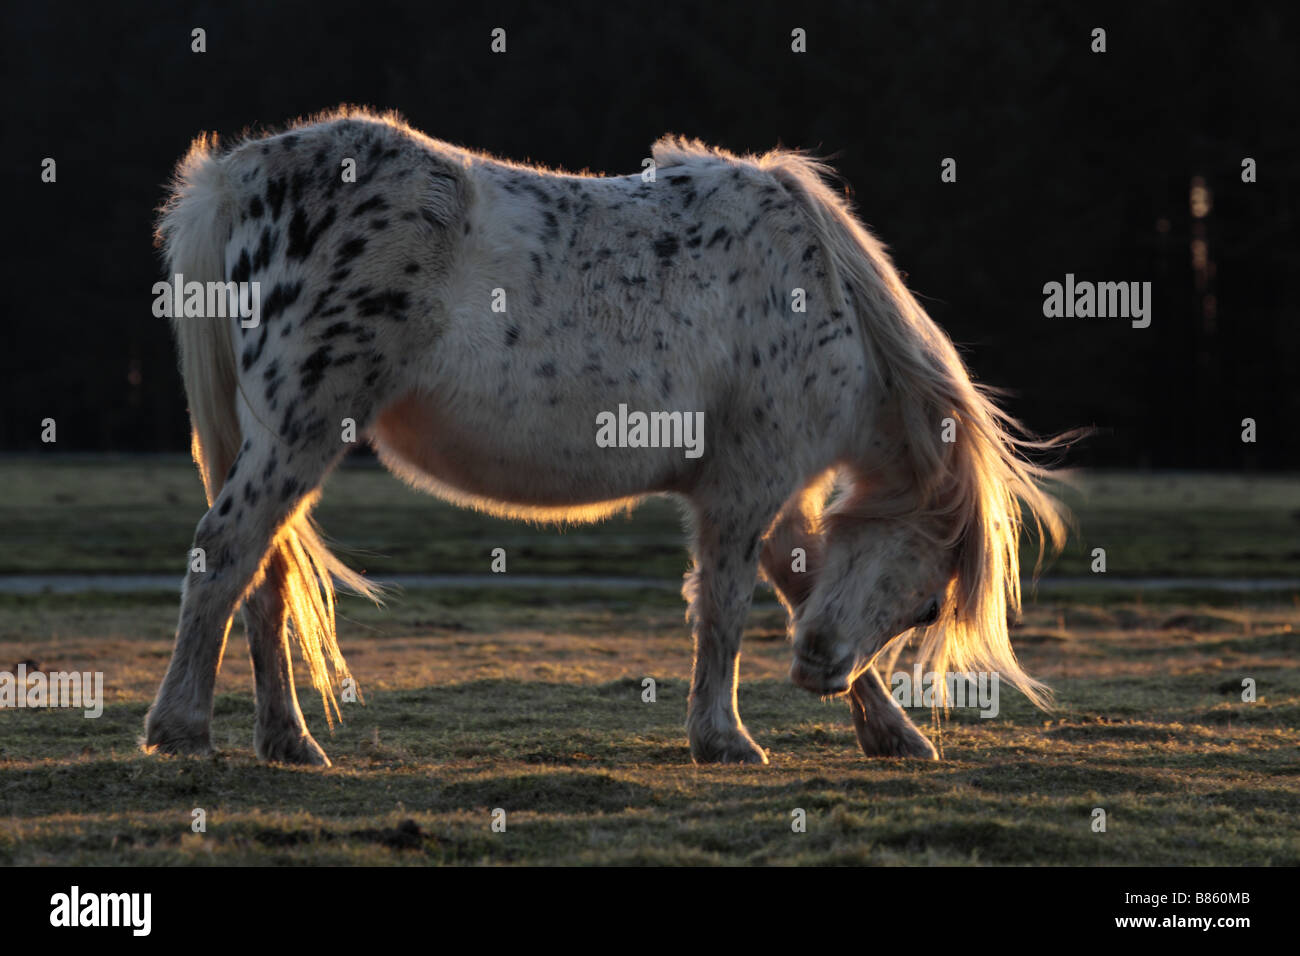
<box><xmin>4</xmin><ymin>0</ymin><xmax>1296</xmax><ymax>467</ymax></box>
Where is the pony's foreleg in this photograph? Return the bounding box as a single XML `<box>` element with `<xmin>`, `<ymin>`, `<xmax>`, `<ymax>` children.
<box><xmin>242</xmin><ymin>550</ymin><xmax>330</xmax><ymax>766</ymax></box>
<box><xmin>683</xmin><ymin>500</ymin><xmax>778</xmax><ymax>765</ymax></box>
<box><xmin>848</xmin><ymin>666</ymin><xmax>938</xmax><ymax>759</ymax></box>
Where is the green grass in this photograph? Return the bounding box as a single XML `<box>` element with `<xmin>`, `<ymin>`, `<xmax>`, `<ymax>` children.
<box><xmin>2</xmin><ymin>457</ymin><xmax>1299</xmax><ymax>577</ymax></box>
<box><xmin>0</xmin><ymin>585</ymin><xmax>1296</xmax><ymax>865</ymax></box>
<box><xmin>0</xmin><ymin>459</ymin><xmax>1296</xmax><ymax>864</ymax></box>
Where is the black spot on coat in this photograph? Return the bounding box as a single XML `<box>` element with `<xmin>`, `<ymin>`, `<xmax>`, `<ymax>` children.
<box><xmin>286</xmin><ymin>206</ymin><xmax>338</xmax><ymax>261</ymax></box>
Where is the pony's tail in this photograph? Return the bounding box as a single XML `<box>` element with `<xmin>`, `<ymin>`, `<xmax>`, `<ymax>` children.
<box><xmin>156</xmin><ymin>134</ymin><xmax>374</xmax><ymax>725</ymax></box>
<box><xmin>761</xmin><ymin>148</ymin><xmax>1075</xmax><ymax>711</ymax></box>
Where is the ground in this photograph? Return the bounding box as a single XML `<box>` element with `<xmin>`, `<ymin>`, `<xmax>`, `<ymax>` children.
<box><xmin>0</xmin><ymin>459</ymin><xmax>1296</xmax><ymax>865</ymax></box>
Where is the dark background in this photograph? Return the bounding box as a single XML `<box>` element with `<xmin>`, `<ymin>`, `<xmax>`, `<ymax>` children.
<box><xmin>4</xmin><ymin>0</ymin><xmax>1296</xmax><ymax>467</ymax></box>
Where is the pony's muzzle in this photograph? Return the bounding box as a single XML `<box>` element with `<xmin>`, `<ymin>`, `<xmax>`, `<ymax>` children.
<box><xmin>790</xmin><ymin>649</ymin><xmax>855</xmax><ymax>696</ymax></box>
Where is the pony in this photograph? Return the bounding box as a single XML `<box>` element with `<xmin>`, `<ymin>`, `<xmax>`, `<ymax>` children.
<box><xmin>147</xmin><ymin>107</ymin><xmax>1069</xmax><ymax>766</ymax></box>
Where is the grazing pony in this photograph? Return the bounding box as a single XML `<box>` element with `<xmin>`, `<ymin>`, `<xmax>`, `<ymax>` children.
<box><xmin>148</xmin><ymin>108</ymin><xmax>1067</xmax><ymax>766</ymax></box>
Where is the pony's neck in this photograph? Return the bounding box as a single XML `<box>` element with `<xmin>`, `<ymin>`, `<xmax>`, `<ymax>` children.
<box><xmin>850</xmin><ymin>377</ymin><xmax>917</xmax><ymax>494</ymax></box>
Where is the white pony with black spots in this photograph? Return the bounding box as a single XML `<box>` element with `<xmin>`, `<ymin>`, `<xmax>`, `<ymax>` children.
<box><xmin>148</xmin><ymin>107</ymin><xmax>1069</xmax><ymax>766</ymax></box>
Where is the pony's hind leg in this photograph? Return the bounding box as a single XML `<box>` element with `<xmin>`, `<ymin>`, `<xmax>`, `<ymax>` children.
<box><xmin>848</xmin><ymin>666</ymin><xmax>938</xmax><ymax>759</ymax></box>
<box><xmin>144</xmin><ymin>439</ymin><xmax>339</xmax><ymax>756</ymax></box>
<box><xmin>242</xmin><ymin>550</ymin><xmax>330</xmax><ymax>766</ymax></box>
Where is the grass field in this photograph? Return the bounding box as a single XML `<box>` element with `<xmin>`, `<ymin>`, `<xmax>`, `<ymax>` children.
<box><xmin>4</xmin><ymin>457</ymin><xmax>1300</xmax><ymax>579</ymax></box>
<box><xmin>0</xmin><ymin>458</ymin><xmax>1297</xmax><ymax>865</ymax></box>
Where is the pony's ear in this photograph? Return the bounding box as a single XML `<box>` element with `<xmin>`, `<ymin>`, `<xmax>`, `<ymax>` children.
<box><xmin>759</xmin><ymin>533</ymin><xmax>822</xmax><ymax>613</ymax></box>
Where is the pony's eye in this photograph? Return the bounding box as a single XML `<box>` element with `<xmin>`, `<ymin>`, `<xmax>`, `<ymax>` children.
<box><xmin>914</xmin><ymin>599</ymin><xmax>939</xmax><ymax>626</ymax></box>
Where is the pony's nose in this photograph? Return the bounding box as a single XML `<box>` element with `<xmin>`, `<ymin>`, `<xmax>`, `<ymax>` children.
<box><xmin>790</xmin><ymin>651</ymin><xmax>853</xmax><ymax>695</ymax></box>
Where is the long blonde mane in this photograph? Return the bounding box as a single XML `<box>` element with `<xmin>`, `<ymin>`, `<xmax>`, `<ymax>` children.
<box><xmin>757</xmin><ymin>146</ymin><xmax>1074</xmax><ymax>708</ymax></box>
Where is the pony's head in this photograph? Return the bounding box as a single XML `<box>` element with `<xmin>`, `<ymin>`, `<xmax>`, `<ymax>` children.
<box><xmin>788</xmin><ymin>402</ymin><xmax>1072</xmax><ymax>707</ymax></box>
<box><xmin>790</xmin><ymin>506</ymin><xmax>955</xmax><ymax>696</ymax></box>
<box><xmin>754</xmin><ymin>141</ymin><xmax>1079</xmax><ymax>709</ymax></box>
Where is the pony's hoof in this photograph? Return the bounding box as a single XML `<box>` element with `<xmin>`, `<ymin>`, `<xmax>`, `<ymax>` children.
<box><xmin>689</xmin><ymin>732</ymin><xmax>770</xmax><ymax>765</ymax></box>
<box><xmin>142</xmin><ymin>721</ymin><xmax>214</xmax><ymax>757</ymax></box>
<box><xmin>856</xmin><ymin>725</ymin><xmax>938</xmax><ymax>760</ymax></box>
<box><xmin>257</xmin><ymin>729</ymin><xmax>332</xmax><ymax>767</ymax></box>
<box><xmin>847</xmin><ymin>679</ymin><xmax>940</xmax><ymax>759</ymax></box>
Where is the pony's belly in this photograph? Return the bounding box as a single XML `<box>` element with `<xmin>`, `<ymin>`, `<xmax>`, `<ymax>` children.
<box><xmin>371</xmin><ymin>390</ymin><xmax>692</xmax><ymax>510</ymax></box>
